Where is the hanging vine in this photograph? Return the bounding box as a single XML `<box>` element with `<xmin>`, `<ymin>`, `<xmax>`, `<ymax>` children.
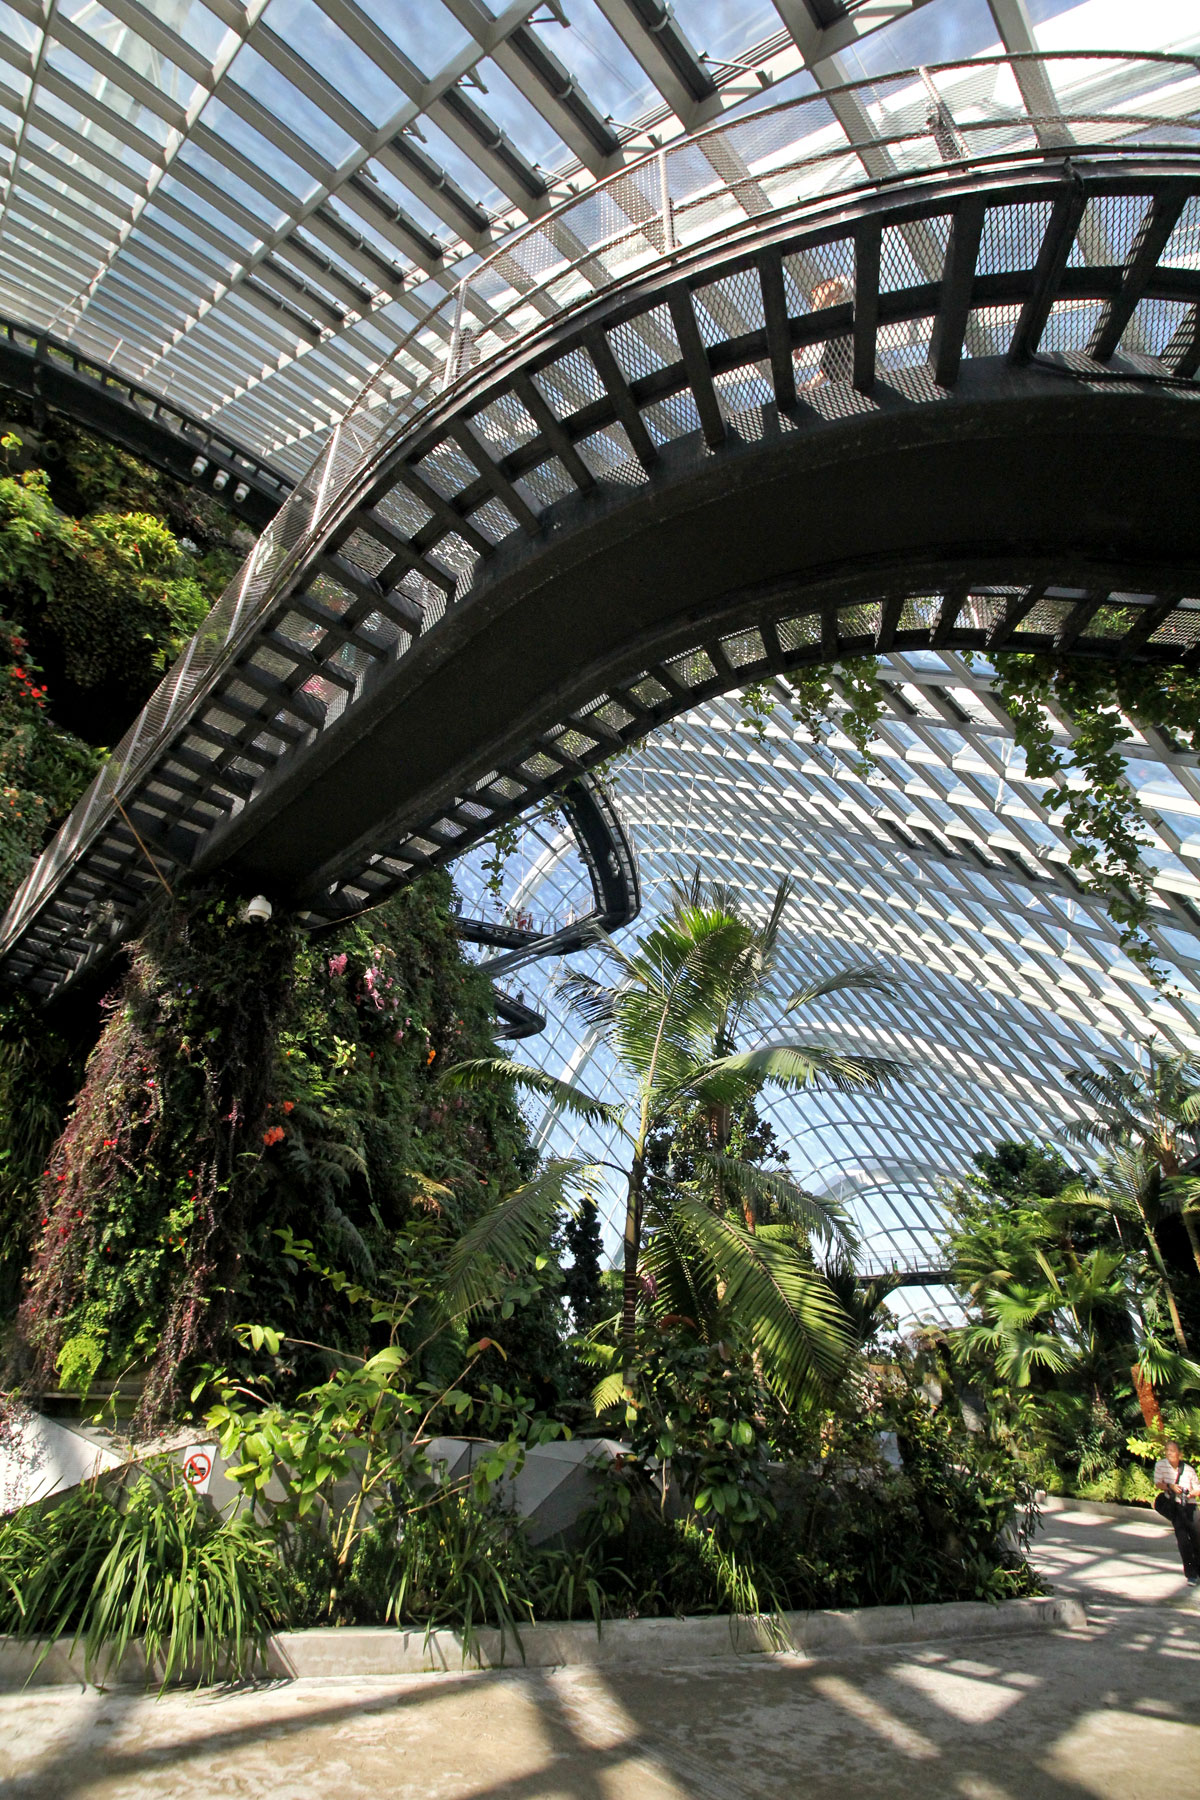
<box><xmin>729</xmin><ymin>647</ymin><xmax>1200</xmax><ymax>978</ymax></box>
<box><xmin>989</xmin><ymin>654</ymin><xmax>1200</xmax><ymax>975</ymax></box>
<box><xmin>736</xmin><ymin>660</ymin><xmax>885</xmax><ymax>769</ymax></box>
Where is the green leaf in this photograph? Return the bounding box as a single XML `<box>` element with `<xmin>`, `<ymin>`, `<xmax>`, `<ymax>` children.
<box><xmin>669</xmin><ymin>1198</ymin><xmax>855</xmax><ymax>1407</ymax></box>
<box><xmin>683</xmin><ymin>1042</ymin><xmax>906</xmax><ymax>1105</ymax></box>
<box><xmin>442</xmin><ymin>1161</ymin><xmax>582</xmax><ymax>1318</ymax></box>
<box><xmin>591</xmin><ymin>1371</ymin><xmax>627</xmax><ymax>1416</ymax></box>
<box><xmin>689</xmin><ymin>1151</ymin><xmax>854</xmax><ymax>1247</ymax></box>
<box><xmin>439</xmin><ymin>1058</ymin><xmax>621</xmax><ymax>1128</ymax></box>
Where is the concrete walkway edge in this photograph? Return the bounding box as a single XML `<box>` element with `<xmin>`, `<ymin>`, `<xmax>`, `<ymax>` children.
<box><xmin>0</xmin><ymin>1593</ymin><xmax>1086</xmax><ymax>1689</ymax></box>
<box><xmin>1037</xmin><ymin>1493</ymin><xmax>1153</xmax><ymax>1520</ymax></box>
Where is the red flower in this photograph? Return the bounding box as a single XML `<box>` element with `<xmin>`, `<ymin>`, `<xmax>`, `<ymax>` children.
<box><xmin>282</xmin><ymin>1100</ymin><xmax>294</xmax><ymax>1113</ymax></box>
<box><xmin>262</xmin><ymin>1124</ymin><xmax>285</xmax><ymax>1147</ymax></box>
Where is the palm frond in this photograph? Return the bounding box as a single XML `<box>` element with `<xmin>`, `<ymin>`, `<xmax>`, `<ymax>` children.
<box><xmin>590</xmin><ymin>1370</ymin><xmax>628</xmax><ymax>1415</ymax></box>
<box><xmin>958</xmin><ymin>1320</ymin><xmax>1074</xmax><ymax>1386</ymax></box>
<box><xmin>641</xmin><ymin>1199</ymin><xmax>719</xmax><ymax>1336</ymax></box>
<box><xmin>438</xmin><ymin>1057</ymin><xmax>621</xmax><ymax>1129</ymax></box>
<box><xmin>681</xmin><ymin>1042</ymin><xmax>905</xmax><ymax>1106</ymax></box>
<box><xmin>554</xmin><ymin>968</ymin><xmax>619</xmax><ymax>1031</ymax></box>
<box><xmin>1132</xmin><ymin>1335</ymin><xmax>1200</xmax><ymax>1391</ymax></box>
<box><xmin>442</xmin><ymin>1161</ymin><xmax>582</xmax><ymax>1317</ymax></box>
<box><xmin>689</xmin><ymin>1152</ymin><xmax>854</xmax><ymax>1247</ymax></box>
<box><xmin>785</xmin><ymin>967</ymin><xmax>896</xmax><ymax>1011</ymax></box>
<box><xmin>669</xmin><ymin>1198</ymin><xmax>854</xmax><ymax>1406</ymax></box>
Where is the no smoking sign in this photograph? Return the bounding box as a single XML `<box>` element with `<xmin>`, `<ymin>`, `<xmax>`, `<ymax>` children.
<box><xmin>181</xmin><ymin>1444</ymin><xmax>215</xmax><ymax>1495</ymax></box>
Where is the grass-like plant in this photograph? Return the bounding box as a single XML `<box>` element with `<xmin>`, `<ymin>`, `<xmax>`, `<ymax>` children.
<box><xmin>0</xmin><ymin>1461</ymin><xmax>285</xmax><ymax>1687</ymax></box>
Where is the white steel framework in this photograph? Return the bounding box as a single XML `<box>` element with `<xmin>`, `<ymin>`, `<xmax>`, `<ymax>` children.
<box><xmin>5</xmin><ymin>0</ymin><xmax>1200</xmax><ymax>1298</ymax></box>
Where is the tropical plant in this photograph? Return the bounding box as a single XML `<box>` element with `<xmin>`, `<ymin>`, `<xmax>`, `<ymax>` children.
<box><xmin>442</xmin><ymin>891</ymin><xmax>904</xmax><ymax>1411</ymax></box>
<box><xmin>0</xmin><ymin>1462</ymin><xmax>285</xmax><ymax>1686</ymax></box>
<box><xmin>943</xmin><ymin>1136</ymin><xmax>1200</xmax><ymax>1496</ymax></box>
<box><xmin>956</xmin><ymin>1247</ymin><xmax>1127</xmax><ymax>1392</ymax></box>
<box><xmin>203</xmin><ymin>1226</ymin><xmax>566</xmax><ymax>1623</ymax></box>
<box><xmin>1068</xmin><ymin>1046</ymin><xmax>1200</xmax><ymax>1277</ymax></box>
<box><xmin>1059</xmin><ymin>1147</ymin><xmax>1197</xmax><ymax>1353</ymax></box>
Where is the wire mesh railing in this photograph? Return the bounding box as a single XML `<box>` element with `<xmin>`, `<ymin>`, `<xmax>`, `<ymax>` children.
<box><xmin>3</xmin><ymin>51</ymin><xmax>1199</xmax><ymax>953</ymax></box>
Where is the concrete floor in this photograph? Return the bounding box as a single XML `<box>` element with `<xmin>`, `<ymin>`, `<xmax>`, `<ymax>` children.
<box><xmin>2</xmin><ymin>1504</ymin><xmax>1197</xmax><ymax>1800</ymax></box>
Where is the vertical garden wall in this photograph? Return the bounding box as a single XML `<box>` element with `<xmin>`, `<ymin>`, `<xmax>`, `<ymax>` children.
<box><xmin>0</xmin><ymin>419</ymin><xmax>549</xmax><ymax>1420</ymax></box>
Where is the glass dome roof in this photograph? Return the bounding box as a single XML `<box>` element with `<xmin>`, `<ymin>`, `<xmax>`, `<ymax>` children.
<box><xmin>4</xmin><ymin>0</ymin><xmax>1200</xmax><ymax>1305</ymax></box>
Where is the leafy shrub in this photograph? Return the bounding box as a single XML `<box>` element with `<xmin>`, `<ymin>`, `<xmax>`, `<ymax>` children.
<box><xmin>0</xmin><ymin>1463</ymin><xmax>285</xmax><ymax>1685</ymax></box>
<box><xmin>1074</xmin><ymin>1464</ymin><xmax>1155</xmax><ymax>1505</ymax></box>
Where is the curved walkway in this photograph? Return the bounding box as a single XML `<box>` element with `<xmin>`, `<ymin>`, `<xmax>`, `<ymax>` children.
<box><xmin>2</xmin><ymin>1505</ymin><xmax>1195</xmax><ymax>1799</ymax></box>
<box><xmin>0</xmin><ymin>317</ymin><xmax>292</xmax><ymax>530</ymax></box>
<box><xmin>7</xmin><ymin>59</ymin><xmax>1200</xmax><ymax>1002</ymax></box>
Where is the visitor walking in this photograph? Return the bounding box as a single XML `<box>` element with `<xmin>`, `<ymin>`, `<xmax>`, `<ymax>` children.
<box><xmin>808</xmin><ymin>276</ymin><xmax>853</xmax><ymax>385</ymax></box>
<box><xmin>1153</xmin><ymin>1440</ymin><xmax>1200</xmax><ymax>1584</ymax></box>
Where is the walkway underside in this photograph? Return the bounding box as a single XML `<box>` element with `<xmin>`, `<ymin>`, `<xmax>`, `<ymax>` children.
<box><xmin>5</xmin><ymin>154</ymin><xmax>1200</xmax><ymax>999</ymax></box>
<box><xmin>217</xmin><ymin>372</ymin><xmax>1200</xmax><ymax>900</ymax></box>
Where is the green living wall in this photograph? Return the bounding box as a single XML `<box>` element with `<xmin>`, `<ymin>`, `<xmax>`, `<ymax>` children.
<box><xmin>12</xmin><ymin>873</ymin><xmax>546</xmax><ymax>1428</ymax></box>
<box><xmin>0</xmin><ymin>415</ymin><xmax>557</xmax><ymax>1428</ymax></box>
<box><xmin>0</xmin><ymin>413</ymin><xmax>250</xmax><ymax>1353</ymax></box>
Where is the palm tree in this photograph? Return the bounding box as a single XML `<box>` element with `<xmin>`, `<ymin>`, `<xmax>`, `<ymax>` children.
<box><xmin>1069</xmin><ymin>1048</ymin><xmax>1200</xmax><ymax>1277</ymax></box>
<box><xmin>441</xmin><ymin>895</ymin><xmax>904</xmax><ymax>1408</ymax></box>
<box><xmin>1060</xmin><ymin>1147</ymin><xmax>1193</xmax><ymax>1351</ymax></box>
<box><xmin>957</xmin><ymin>1283</ymin><xmax>1078</xmax><ymax>1390</ymax></box>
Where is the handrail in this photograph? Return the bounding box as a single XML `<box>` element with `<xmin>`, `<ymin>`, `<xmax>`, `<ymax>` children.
<box><xmin>0</xmin><ymin>315</ymin><xmax>293</xmax><ymax>499</ymax></box>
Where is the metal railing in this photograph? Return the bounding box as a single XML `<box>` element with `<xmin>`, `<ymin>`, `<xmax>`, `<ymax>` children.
<box><xmin>3</xmin><ymin>50</ymin><xmax>1199</xmax><ymax>958</ymax></box>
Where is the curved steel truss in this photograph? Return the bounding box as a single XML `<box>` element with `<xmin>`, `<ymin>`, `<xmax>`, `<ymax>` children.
<box><xmin>5</xmin><ymin>60</ymin><xmax>1200</xmax><ymax>1002</ymax></box>
<box><xmin>0</xmin><ymin>315</ymin><xmax>293</xmax><ymax>527</ymax></box>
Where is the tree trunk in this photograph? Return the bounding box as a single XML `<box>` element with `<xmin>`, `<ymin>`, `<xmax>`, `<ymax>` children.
<box><xmin>620</xmin><ymin>1162</ymin><xmax>644</xmax><ymax>1388</ymax></box>
<box><xmin>1163</xmin><ymin>1280</ymin><xmax>1190</xmax><ymax>1354</ymax></box>
<box><xmin>1135</xmin><ymin>1199</ymin><xmax>1189</xmax><ymax>1353</ymax></box>
<box><xmin>1182</xmin><ymin>1209</ymin><xmax>1200</xmax><ymax>1281</ymax></box>
<box><xmin>1156</xmin><ymin>1145</ymin><xmax>1200</xmax><ymax>1277</ymax></box>
<box><xmin>1132</xmin><ymin>1362</ymin><xmax>1163</xmax><ymax>1429</ymax></box>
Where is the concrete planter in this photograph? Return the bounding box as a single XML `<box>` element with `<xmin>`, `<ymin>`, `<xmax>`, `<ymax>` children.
<box><xmin>0</xmin><ymin>1593</ymin><xmax>1085</xmax><ymax>1690</ymax></box>
<box><xmin>1038</xmin><ymin>1493</ymin><xmax>1155</xmax><ymax>1520</ymax></box>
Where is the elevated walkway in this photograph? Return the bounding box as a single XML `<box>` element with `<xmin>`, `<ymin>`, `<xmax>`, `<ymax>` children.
<box><xmin>5</xmin><ymin>54</ymin><xmax>1200</xmax><ymax>1001</ymax></box>
<box><xmin>0</xmin><ymin>317</ymin><xmax>292</xmax><ymax>529</ymax></box>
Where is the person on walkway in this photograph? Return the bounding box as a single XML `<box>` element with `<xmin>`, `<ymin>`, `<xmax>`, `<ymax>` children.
<box><xmin>1153</xmin><ymin>1440</ymin><xmax>1200</xmax><ymax>1584</ymax></box>
<box><xmin>808</xmin><ymin>276</ymin><xmax>853</xmax><ymax>385</ymax></box>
